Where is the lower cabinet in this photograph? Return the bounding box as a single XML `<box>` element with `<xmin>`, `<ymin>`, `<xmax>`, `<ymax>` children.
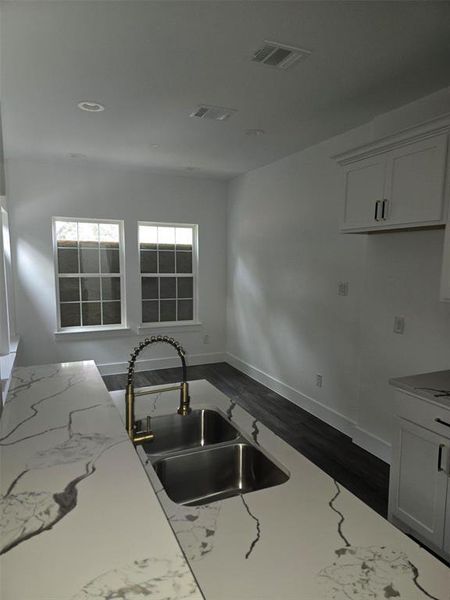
<box><xmin>389</xmin><ymin>418</ymin><xmax>449</xmax><ymax>550</ymax></box>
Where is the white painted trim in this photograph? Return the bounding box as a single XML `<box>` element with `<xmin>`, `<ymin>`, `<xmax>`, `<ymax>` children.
<box><xmin>54</xmin><ymin>326</ymin><xmax>134</xmax><ymax>340</ymax></box>
<box><xmin>333</xmin><ymin>113</ymin><xmax>450</xmax><ymax>165</ymax></box>
<box><xmin>226</xmin><ymin>352</ymin><xmax>356</xmax><ymax>437</ymax></box>
<box><xmin>138</xmin><ymin>321</ymin><xmax>202</xmax><ymax>332</ymax></box>
<box><xmin>1</xmin><ymin>337</ymin><xmax>20</xmax><ymax>405</ymax></box>
<box><xmin>352</xmin><ymin>425</ymin><xmax>392</xmax><ymax>464</ymax></box>
<box><xmin>226</xmin><ymin>352</ymin><xmax>392</xmax><ymax>464</ymax></box>
<box><xmin>97</xmin><ymin>351</ymin><xmax>226</xmax><ymax>376</ymax></box>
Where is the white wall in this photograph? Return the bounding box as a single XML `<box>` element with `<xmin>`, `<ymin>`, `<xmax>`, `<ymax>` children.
<box><xmin>227</xmin><ymin>88</ymin><xmax>450</xmax><ymax>462</ymax></box>
<box><xmin>7</xmin><ymin>159</ymin><xmax>228</xmax><ymax>372</ymax></box>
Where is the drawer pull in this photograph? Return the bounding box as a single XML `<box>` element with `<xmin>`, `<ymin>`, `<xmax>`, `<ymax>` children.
<box><xmin>435</xmin><ymin>418</ymin><xmax>450</xmax><ymax>428</ymax></box>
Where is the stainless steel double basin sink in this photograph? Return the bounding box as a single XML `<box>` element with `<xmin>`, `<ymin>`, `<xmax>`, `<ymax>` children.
<box><xmin>142</xmin><ymin>409</ymin><xmax>289</xmax><ymax>507</ymax></box>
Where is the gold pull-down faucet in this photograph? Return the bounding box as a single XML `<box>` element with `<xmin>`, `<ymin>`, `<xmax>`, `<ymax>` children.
<box><xmin>125</xmin><ymin>335</ymin><xmax>191</xmax><ymax>445</ymax></box>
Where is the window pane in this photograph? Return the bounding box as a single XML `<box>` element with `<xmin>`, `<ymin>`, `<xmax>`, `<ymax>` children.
<box><xmin>142</xmin><ymin>300</ymin><xmax>159</xmax><ymax>322</ymax></box>
<box><xmin>78</xmin><ymin>222</ymin><xmax>99</xmax><ymax>242</ymax></box>
<box><xmin>158</xmin><ymin>226</ymin><xmax>175</xmax><ymax>245</ymax></box>
<box><xmin>82</xmin><ymin>302</ymin><xmax>101</xmax><ymax>326</ymax></box>
<box><xmin>59</xmin><ymin>277</ymin><xmax>80</xmax><ymax>302</ymax></box>
<box><xmin>102</xmin><ymin>301</ymin><xmax>121</xmax><ymax>325</ymax></box>
<box><xmin>58</xmin><ymin>248</ymin><xmax>79</xmax><ymax>273</ymax></box>
<box><xmin>159</xmin><ymin>251</ymin><xmax>175</xmax><ymax>273</ymax></box>
<box><xmin>142</xmin><ymin>277</ymin><xmax>158</xmax><ymax>300</ymax></box>
<box><xmin>160</xmin><ymin>277</ymin><xmax>176</xmax><ymax>299</ymax></box>
<box><xmin>99</xmin><ymin>223</ymin><xmax>119</xmax><ymax>243</ymax></box>
<box><xmin>139</xmin><ymin>225</ymin><xmax>157</xmax><ymax>245</ymax></box>
<box><xmin>81</xmin><ymin>277</ymin><xmax>100</xmax><ymax>301</ymax></box>
<box><xmin>177</xmin><ymin>277</ymin><xmax>193</xmax><ymax>299</ymax></box>
<box><xmin>177</xmin><ymin>300</ymin><xmax>193</xmax><ymax>321</ymax></box>
<box><xmin>60</xmin><ymin>303</ymin><xmax>81</xmax><ymax>327</ymax></box>
<box><xmin>79</xmin><ymin>240</ymin><xmax>98</xmax><ymax>249</ymax></box>
<box><xmin>176</xmin><ymin>251</ymin><xmax>192</xmax><ymax>273</ymax></box>
<box><xmin>140</xmin><ymin>251</ymin><xmax>157</xmax><ymax>273</ymax></box>
<box><xmin>102</xmin><ymin>277</ymin><xmax>121</xmax><ymax>301</ymax></box>
<box><xmin>80</xmin><ymin>248</ymin><xmax>100</xmax><ymax>273</ymax></box>
<box><xmin>101</xmin><ymin>248</ymin><xmax>120</xmax><ymax>273</ymax></box>
<box><xmin>160</xmin><ymin>299</ymin><xmax>176</xmax><ymax>321</ymax></box>
<box><xmin>55</xmin><ymin>220</ymin><xmax>77</xmax><ymax>242</ymax></box>
<box><xmin>176</xmin><ymin>227</ymin><xmax>193</xmax><ymax>246</ymax></box>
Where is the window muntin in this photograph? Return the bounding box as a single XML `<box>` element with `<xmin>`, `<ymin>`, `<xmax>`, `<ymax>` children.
<box><xmin>54</xmin><ymin>219</ymin><xmax>124</xmax><ymax>329</ymax></box>
<box><xmin>139</xmin><ymin>223</ymin><xmax>197</xmax><ymax>324</ymax></box>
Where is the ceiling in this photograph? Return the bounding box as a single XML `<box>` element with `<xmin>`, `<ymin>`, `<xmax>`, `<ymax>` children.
<box><xmin>1</xmin><ymin>1</ymin><xmax>450</xmax><ymax>179</ymax></box>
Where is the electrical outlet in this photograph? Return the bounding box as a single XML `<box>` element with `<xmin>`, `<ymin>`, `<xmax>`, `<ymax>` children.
<box><xmin>338</xmin><ymin>282</ymin><xmax>349</xmax><ymax>296</ymax></box>
<box><xmin>316</xmin><ymin>374</ymin><xmax>323</xmax><ymax>388</ymax></box>
<box><xmin>203</xmin><ymin>334</ymin><xmax>210</xmax><ymax>344</ymax></box>
<box><xmin>393</xmin><ymin>316</ymin><xmax>405</xmax><ymax>334</ymax></box>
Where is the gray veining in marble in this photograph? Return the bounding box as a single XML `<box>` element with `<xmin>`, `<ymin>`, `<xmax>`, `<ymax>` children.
<box><xmin>72</xmin><ymin>555</ymin><xmax>200</xmax><ymax>600</ymax></box>
<box><xmin>319</xmin><ymin>479</ymin><xmax>441</xmax><ymax>600</ymax></box>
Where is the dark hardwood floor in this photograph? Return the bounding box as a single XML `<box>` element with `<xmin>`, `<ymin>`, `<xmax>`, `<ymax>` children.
<box><xmin>103</xmin><ymin>362</ymin><xmax>390</xmax><ymax>518</ymax></box>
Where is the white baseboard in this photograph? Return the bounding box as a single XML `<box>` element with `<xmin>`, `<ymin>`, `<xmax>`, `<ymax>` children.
<box><xmin>352</xmin><ymin>426</ymin><xmax>391</xmax><ymax>464</ymax></box>
<box><xmin>226</xmin><ymin>352</ymin><xmax>356</xmax><ymax>437</ymax></box>
<box><xmin>226</xmin><ymin>352</ymin><xmax>391</xmax><ymax>465</ymax></box>
<box><xmin>98</xmin><ymin>352</ymin><xmax>226</xmax><ymax>376</ymax></box>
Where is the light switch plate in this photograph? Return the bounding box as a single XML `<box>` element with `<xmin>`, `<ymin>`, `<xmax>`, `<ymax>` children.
<box><xmin>393</xmin><ymin>316</ymin><xmax>405</xmax><ymax>334</ymax></box>
<box><xmin>338</xmin><ymin>282</ymin><xmax>349</xmax><ymax>296</ymax></box>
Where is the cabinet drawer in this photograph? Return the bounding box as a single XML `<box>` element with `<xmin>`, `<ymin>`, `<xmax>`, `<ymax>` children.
<box><xmin>393</xmin><ymin>389</ymin><xmax>450</xmax><ymax>438</ymax></box>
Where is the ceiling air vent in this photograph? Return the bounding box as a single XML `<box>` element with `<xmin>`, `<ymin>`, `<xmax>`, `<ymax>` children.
<box><xmin>251</xmin><ymin>41</ymin><xmax>311</xmax><ymax>70</ymax></box>
<box><xmin>190</xmin><ymin>105</ymin><xmax>237</xmax><ymax>121</ymax></box>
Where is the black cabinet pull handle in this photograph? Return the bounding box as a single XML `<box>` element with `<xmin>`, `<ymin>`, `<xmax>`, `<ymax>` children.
<box><xmin>381</xmin><ymin>199</ymin><xmax>389</xmax><ymax>220</ymax></box>
<box><xmin>438</xmin><ymin>444</ymin><xmax>444</xmax><ymax>471</ymax></box>
<box><xmin>374</xmin><ymin>201</ymin><xmax>381</xmax><ymax>221</ymax></box>
<box><xmin>435</xmin><ymin>418</ymin><xmax>450</xmax><ymax>428</ymax></box>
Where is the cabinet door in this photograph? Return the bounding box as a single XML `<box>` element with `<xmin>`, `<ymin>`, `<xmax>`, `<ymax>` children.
<box><xmin>389</xmin><ymin>418</ymin><xmax>448</xmax><ymax>548</ymax></box>
<box><xmin>342</xmin><ymin>156</ymin><xmax>386</xmax><ymax>230</ymax></box>
<box><xmin>385</xmin><ymin>134</ymin><xmax>448</xmax><ymax>226</ymax></box>
<box><xmin>444</xmin><ymin>478</ymin><xmax>450</xmax><ymax>558</ymax></box>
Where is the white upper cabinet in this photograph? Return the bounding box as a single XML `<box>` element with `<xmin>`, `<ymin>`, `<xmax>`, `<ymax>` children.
<box><xmin>344</xmin><ymin>156</ymin><xmax>386</xmax><ymax>229</ymax></box>
<box><xmin>335</xmin><ymin>118</ymin><xmax>450</xmax><ymax>233</ymax></box>
<box><xmin>385</xmin><ymin>134</ymin><xmax>448</xmax><ymax>226</ymax></box>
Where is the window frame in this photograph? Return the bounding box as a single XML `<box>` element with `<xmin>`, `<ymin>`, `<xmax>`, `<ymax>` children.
<box><xmin>0</xmin><ymin>199</ymin><xmax>16</xmax><ymax>352</ymax></box>
<box><xmin>138</xmin><ymin>221</ymin><xmax>199</xmax><ymax>328</ymax></box>
<box><xmin>52</xmin><ymin>216</ymin><xmax>127</xmax><ymax>333</ymax></box>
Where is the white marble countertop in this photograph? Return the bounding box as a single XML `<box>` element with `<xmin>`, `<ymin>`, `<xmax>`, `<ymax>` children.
<box><xmin>0</xmin><ymin>361</ymin><xmax>203</xmax><ymax>600</ymax></box>
<box><xmin>390</xmin><ymin>370</ymin><xmax>450</xmax><ymax>410</ymax></box>
<box><xmin>110</xmin><ymin>380</ymin><xmax>450</xmax><ymax>600</ymax></box>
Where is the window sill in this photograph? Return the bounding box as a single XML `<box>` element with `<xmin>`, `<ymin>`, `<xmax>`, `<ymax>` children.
<box><xmin>1</xmin><ymin>337</ymin><xmax>20</xmax><ymax>405</ymax></box>
<box><xmin>54</xmin><ymin>326</ymin><xmax>134</xmax><ymax>340</ymax></box>
<box><xmin>138</xmin><ymin>321</ymin><xmax>202</xmax><ymax>333</ymax></box>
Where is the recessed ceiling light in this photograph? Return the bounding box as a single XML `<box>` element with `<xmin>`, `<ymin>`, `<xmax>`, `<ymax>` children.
<box><xmin>77</xmin><ymin>101</ymin><xmax>105</xmax><ymax>112</ymax></box>
<box><xmin>67</xmin><ymin>153</ymin><xmax>87</xmax><ymax>159</ymax></box>
<box><xmin>245</xmin><ymin>129</ymin><xmax>265</xmax><ymax>136</ymax></box>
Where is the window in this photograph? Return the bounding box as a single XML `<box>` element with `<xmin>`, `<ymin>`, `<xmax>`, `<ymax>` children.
<box><xmin>0</xmin><ymin>200</ymin><xmax>16</xmax><ymax>353</ymax></box>
<box><xmin>139</xmin><ymin>222</ymin><xmax>197</xmax><ymax>324</ymax></box>
<box><xmin>53</xmin><ymin>218</ymin><xmax>125</xmax><ymax>330</ymax></box>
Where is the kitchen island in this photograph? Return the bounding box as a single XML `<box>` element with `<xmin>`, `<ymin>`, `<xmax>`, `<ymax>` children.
<box><xmin>110</xmin><ymin>380</ymin><xmax>450</xmax><ymax>600</ymax></box>
<box><xmin>1</xmin><ymin>360</ymin><xmax>448</xmax><ymax>599</ymax></box>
